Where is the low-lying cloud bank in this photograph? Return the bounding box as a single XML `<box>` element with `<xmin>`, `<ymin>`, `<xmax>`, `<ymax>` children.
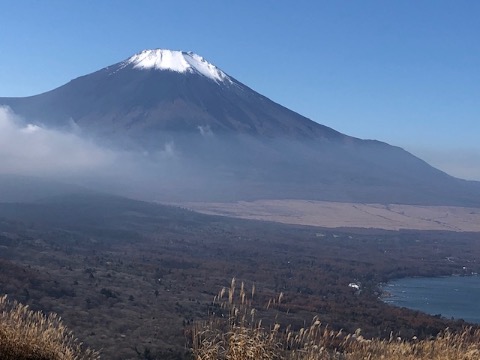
<box><xmin>2</xmin><ymin>105</ymin><xmax>479</xmax><ymax>205</ymax></box>
<box><xmin>0</xmin><ymin>106</ymin><xmax>116</xmax><ymax>176</ymax></box>
<box><xmin>0</xmin><ymin>106</ymin><xmax>187</xmax><ymax>200</ymax></box>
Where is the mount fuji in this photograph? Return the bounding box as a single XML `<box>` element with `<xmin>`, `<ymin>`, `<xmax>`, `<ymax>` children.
<box><xmin>1</xmin><ymin>49</ymin><xmax>344</xmax><ymax>145</ymax></box>
<box><xmin>1</xmin><ymin>49</ymin><xmax>479</xmax><ymax>205</ymax></box>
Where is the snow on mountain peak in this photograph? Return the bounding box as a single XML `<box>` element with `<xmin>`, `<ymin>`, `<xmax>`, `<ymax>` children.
<box><xmin>125</xmin><ymin>49</ymin><xmax>230</xmax><ymax>83</ymax></box>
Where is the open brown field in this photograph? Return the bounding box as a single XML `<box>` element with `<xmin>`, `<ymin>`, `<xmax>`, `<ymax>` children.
<box><xmin>178</xmin><ymin>200</ymin><xmax>480</xmax><ymax>232</ymax></box>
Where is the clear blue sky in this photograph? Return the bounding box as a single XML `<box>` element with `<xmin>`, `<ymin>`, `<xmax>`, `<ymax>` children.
<box><xmin>1</xmin><ymin>1</ymin><xmax>479</xmax><ymax>179</ymax></box>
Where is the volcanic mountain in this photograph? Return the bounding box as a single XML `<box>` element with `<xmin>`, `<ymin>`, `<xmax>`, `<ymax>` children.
<box><xmin>0</xmin><ymin>50</ymin><xmax>343</xmax><ymax>146</ymax></box>
<box><xmin>1</xmin><ymin>49</ymin><xmax>479</xmax><ymax>205</ymax></box>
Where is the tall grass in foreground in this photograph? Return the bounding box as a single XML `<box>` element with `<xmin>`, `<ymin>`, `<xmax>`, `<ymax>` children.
<box><xmin>343</xmin><ymin>329</ymin><xmax>480</xmax><ymax>360</ymax></box>
<box><xmin>191</xmin><ymin>279</ymin><xmax>480</xmax><ymax>360</ymax></box>
<box><xmin>0</xmin><ymin>295</ymin><xmax>99</xmax><ymax>360</ymax></box>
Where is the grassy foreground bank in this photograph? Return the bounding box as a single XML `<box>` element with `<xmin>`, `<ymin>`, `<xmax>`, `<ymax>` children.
<box><xmin>2</xmin><ymin>282</ymin><xmax>480</xmax><ymax>360</ymax></box>
<box><xmin>190</xmin><ymin>279</ymin><xmax>480</xmax><ymax>360</ymax></box>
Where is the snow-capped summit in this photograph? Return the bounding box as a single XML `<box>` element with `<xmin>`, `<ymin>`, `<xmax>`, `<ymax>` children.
<box><xmin>124</xmin><ymin>49</ymin><xmax>231</xmax><ymax>83</ymax></box>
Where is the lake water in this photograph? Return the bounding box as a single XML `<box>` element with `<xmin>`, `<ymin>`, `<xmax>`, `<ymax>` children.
<box><xmin>381</xmin><ymin>275</ymin><xmax>480</xmax><ymax>324</ymax></box>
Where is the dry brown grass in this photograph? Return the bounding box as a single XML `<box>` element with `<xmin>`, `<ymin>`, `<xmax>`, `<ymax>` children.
<box><xmin>192</xmin><ymin>279</ymin><xmax>279</xmax><ymax>360</ymax></box>
<box><xmin>0</xmin><ymin>295</ymin><xmax>99</xmax><ymax>360</ymax></box>
<box><xmin>343</xmin><ymin>328</ymin><xmax>480</xmax><ymax>360</ymax></box>
<box><xmin>191</xmin><ymin>279</ymin><xmax>480</xmax><ymax>360</ymax></box>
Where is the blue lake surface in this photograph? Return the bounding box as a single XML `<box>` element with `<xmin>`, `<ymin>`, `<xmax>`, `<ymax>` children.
<box><xmin>381</xmin><ymin>275</ymin><xmax>480</xmax><ymax>324</ymax></box>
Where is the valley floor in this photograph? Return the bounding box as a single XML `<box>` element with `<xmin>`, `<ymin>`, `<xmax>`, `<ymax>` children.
<box><xmin>2</xmin><ymin>196</ymin><xmax>480</xmax><ymax>358</ymax></box>
<box><xmin>177</xmin><ymin>200</ymin><xmax>480</xmax><ymax>232</ymax></box>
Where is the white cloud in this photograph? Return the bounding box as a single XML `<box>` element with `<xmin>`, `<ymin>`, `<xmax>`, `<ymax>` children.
<box><xmin>0</xmin><ymin>106</ymin><xmax>116</xmax><ymax>176</ymax></box>
<box><xmin>0</xmin><ymin>106</ymin><xmax>189</xmax><ymax>201</ymax></box>
<box><xmin>197</xmin><ymin>125</ymin><xmax>213</xmax><ymax>137</ymax></box>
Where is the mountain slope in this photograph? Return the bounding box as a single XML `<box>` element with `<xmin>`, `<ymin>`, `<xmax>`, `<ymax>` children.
<box><xmin>1</xmin><ymin>49</ymin><xmax>479</xmax><ymax>206</ymax></box>
<box><xmin>0</xmin><ymin>49</ymin><xmax>344</xmax><ymax>148</ymax></box>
